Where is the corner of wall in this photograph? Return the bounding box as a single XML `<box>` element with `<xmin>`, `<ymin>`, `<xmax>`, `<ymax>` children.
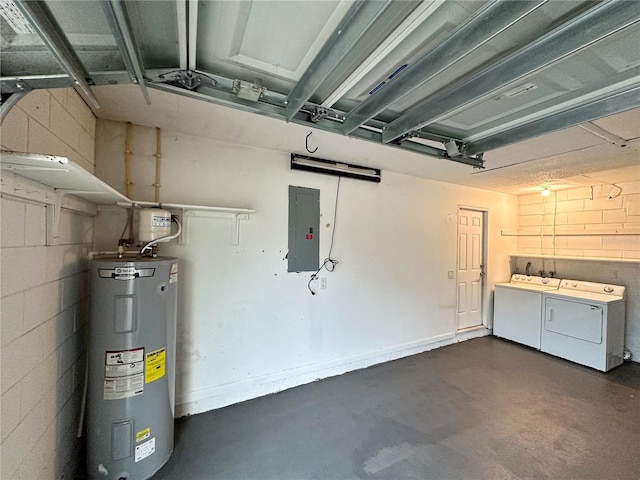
<box><xmin>1</xmin><ymin>88</ymin><xmax>96</xmax><ymax>174</ymax></box>
<box><xmin>1</xmin><ymin>87</ymin><xmax>97</xmax><ymax>479</ymax></box>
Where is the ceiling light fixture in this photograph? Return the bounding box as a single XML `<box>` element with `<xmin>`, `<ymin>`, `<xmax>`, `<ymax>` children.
<box><xmin>541</xmin><ymin>187</ymin><xmax>551</xmax><ymax>197</ymax></box>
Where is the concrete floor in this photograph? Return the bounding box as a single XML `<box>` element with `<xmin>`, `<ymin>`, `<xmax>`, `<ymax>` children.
<box><xmin>153</xmin><ymin>337</ymin><xmax>640</xmax><ymax>480</ymax></box>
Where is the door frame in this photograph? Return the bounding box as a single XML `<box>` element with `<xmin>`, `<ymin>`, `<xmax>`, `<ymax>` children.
<box><xmin>456</xmin><ymin>205</ymin><xmax>489</xmax><ymax>331</ymax></box>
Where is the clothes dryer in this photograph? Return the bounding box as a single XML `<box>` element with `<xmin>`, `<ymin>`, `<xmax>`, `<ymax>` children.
<box><xmin>541</xmin><ymin>280</ymin><xmax>625</xmax><ymax>371</ymax></box>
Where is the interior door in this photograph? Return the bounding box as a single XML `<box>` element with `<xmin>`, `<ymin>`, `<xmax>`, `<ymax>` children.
<box><xmin>457</xmin><ymin>208</ymin><xmax>485</xmax><ymax>330</ymax></box>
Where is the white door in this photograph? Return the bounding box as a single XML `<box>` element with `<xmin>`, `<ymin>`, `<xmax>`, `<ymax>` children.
<box><xmin>457</xmin><ymin>208</ymin><xmax>485</xmax><ymax>330</ymax></box>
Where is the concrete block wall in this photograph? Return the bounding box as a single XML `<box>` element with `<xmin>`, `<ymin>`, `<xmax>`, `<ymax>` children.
<box><xmin>1</xmin><ymin>89</ymin><xmax>96</xmax><ymax>173</ymax></box>
<box><xmin>1</xmin><ymin>88</ymin><xmax>96</xmax><ymax>479</ymax></box>
<box><xmin>516</xmin><ymin>181</ymin><xmax>640</xmax><ymax>258</ymax></box>
<box><xmin>514</xmin><ymin>180</ymin><xmax>640</xmax><ymax>362</ymax></box>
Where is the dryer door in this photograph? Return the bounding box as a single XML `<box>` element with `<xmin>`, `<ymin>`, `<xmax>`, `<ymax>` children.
<box><xmin>544</xmin><ymin>298</ymin><xmax>603</xmax><ymax>344</ymax></box>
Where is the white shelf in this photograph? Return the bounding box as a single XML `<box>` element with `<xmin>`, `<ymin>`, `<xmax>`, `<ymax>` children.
<box><xmin>1</xmin><ymin>151</ymin><xmax>130</xmax><ymax>244</ymax></box>
<box><xmin>117</xmin><ymin>200</ymin><xmax>254</xmax><ymax>215</ymax></box>
<box><xmin>0</xmin><ymin>151</ymin><xmax>129</xmax><ymax>204</ymax></box>
<box><xmin>116</xmin><ymin>201</ymin><xmax>255</xmax><ymax>245</ymax></box>
<box><xmin>502</xmin><ymin>228</ymin><xmax>640</xmax><ymax>236</ymax></box>
<box><xmin>1</xmin><ymin>151</ymin><xmax>255</xmax><ymax>245</ymax></box>
<box><xmin>510</xmin><ymin>254</ymin><xmax>640</xmax><ymax>264</ymax></box>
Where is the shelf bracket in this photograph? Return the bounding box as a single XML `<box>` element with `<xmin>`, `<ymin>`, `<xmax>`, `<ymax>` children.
<box><xmin>183</xmin><ymin>210</ymin><xmax>250</xmax><ymax>246</ymax></box>
<box><xmin>177</xmin><ymin>208</ymin><xmax>188</xmax><ymax>245</ymax></box>
<box><xmin>46</xmin><ymin>189</ymin><xmax>98</xmax><ymax>245</ymax></box>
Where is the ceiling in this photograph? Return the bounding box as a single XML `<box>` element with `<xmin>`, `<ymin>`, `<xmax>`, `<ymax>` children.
<box><xmin>1</xmin><ymin>0</ymin><xmax>639</xmax><ymax>194</ymax></box>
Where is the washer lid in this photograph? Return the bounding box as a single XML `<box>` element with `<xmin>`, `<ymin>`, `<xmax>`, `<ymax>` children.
<box><xmin>557</xmin><ymin>279</ymin><xmax>625</xmax><ymax>298</ymax></box>
<box><xmin>545</xmin><ymin>279</ymin><xmax>625</xmax><ymax>303</ymax></box>
<box><xmin>495</xmin><ymin>274</ymin><xmax>561</xmax><ymax>292</ymax></box>
<box><xmin>496</xmin><ymin>282</ymin><xmax>560</xmax><ymax>292</ymax></box>
<box><xmin>543</xmin><ymin>289</ymin><xmax>624</xmax><ymax>303</ymax></box>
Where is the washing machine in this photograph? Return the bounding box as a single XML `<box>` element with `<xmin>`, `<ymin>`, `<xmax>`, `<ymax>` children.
<box><xmin>493</xmin><ymin>275</ymin><xmax>561</xmax><ymax>349</ymax></box>
<box><xmin>541</xmin><ymin>280</ymin><xmax>626</xmax><ymax>372</ymax></box>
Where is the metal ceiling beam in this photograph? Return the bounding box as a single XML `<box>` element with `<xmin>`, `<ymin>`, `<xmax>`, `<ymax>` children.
<box><xmin>381</xmin><ymin>0</ymin><xmax>640</xmax><ymax>144</ymax></box>
<box><xmin>12</xmin><ymin>0</ymin><xmax>101</xmax><ymax>109</ymax></box>
<box><xmin>284</xmin><ymin>0</ymin><xmax>395</xmax><ymax>122</ymax></box>
<box><xmin>176</xmin><ymin>0</ymin><xmax>188</xmax><ymax>70</ymax></box>
<box><xmin>320</xmin><ymin>0</ymin><xmax>443</xmax><ymax>109</ymax></box>
<box><xmin>148</xmin><ymin>81</ymin><xmax>482</xmax><ymax>167</ymax></box>
<box><xmin>0</xmin><ymin>69</ymin><xmax>178</xmax><ymax>93</ymax></box>
<box><xmin>464</xmin><ymin>85</ymin><xmax>640</xmax><ymax>155</ymax></box>
<box><xmin>187</xmin><ymin>0</ymin><xmax>198</xmax><ymax>71</ymax></box>
<box><xmin>578</xmin><ymin>122</ymin><xmax>628</xmax><ymax>147</ymax></box>
<box><xmin>342</xmin><ymin>0</ymin><xmax>546</xmax><ymax>135</ymax></box>
<box><xmin>101</xmin><ymin>0</ymin><xmax>151</xmax><ymax>104</ymax></box>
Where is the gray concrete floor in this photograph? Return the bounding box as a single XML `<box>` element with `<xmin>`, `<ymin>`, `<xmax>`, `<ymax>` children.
<box><xmin>153</xmin><ymin>337</ymin><xmax>640</xmax><ymax>480</ymax></box>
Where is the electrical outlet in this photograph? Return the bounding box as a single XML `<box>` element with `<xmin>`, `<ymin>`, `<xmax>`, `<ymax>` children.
<box><xmin>320</xmin><ymin>278</ymin><xmax>327</xmax><ymax>289</ymax></box>
<box><xmin>448</xmin><ymin>270</ymin><xmax>455</xmax><ymax>279</ymax></box>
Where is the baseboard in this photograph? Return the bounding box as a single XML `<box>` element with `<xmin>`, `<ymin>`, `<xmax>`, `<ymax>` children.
<box><xmin>176</xmin><ymin>328</ymin><xmax>491</xmax><ymax>417</ymax></box>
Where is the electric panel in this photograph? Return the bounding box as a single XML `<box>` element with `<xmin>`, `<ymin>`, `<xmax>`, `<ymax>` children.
<box><xmin>288</xmin><ymin>186</ymin><xmax>320</xmax><ymax>272</ymax></box>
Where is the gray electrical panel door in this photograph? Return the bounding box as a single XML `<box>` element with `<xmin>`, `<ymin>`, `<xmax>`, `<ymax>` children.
<box><xmin>288</xmin><ymin>186</ymin><xmax>320</xmax><ymax>272</ymax></box>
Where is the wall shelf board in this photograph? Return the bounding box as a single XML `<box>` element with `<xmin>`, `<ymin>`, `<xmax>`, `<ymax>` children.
<box><xmin>116</xmin><ymin>201</ymin><xmax>255</xmax><ymax>245</ymax></box>
<box><xmin>1</xmin><ymin>151</ymin><xmax>130</xmax><ymax>244</ymax></box>
<box><xmin>502</xmin><ymin>228</ymin><xmax>640</xmax><ymax>236</ymax></box>
<box><xmin>116</xmin><ymin>200</ymin><xmax>254</xmax><ymax>215</ymax></box>
<box><xmin>510</xmin><ymin>253</ymin><xmax>640</xmax><ymax>264</ymax></box>
<box><xmin>1</xmin><ymin>152</ymin><xmax>255</xmax><ymax>246</ymax></box>
<box><xmin>1</xmin><ymin>151</ymin><xmax>129</xmax><ymax>204</ymax></box>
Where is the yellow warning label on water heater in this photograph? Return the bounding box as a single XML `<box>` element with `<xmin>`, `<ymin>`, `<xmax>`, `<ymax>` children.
<box><xmin>145</xmin><ymin>347</ymin><xmax>166</xmax><ymax>383</ymax></box>
<box><xmin>136</xmin><ymin>427</ymin><xmax>151</xmax><ymax>443</ymax></box>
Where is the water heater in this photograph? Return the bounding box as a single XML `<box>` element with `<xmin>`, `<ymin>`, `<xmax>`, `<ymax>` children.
<box><xmin>87</xmin><ymin>257</ymin><xmax>178</xmax><ymax>480</ymax></box>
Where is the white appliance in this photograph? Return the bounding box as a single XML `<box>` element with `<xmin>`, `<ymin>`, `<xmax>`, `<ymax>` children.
<box><xmin>494</xmin><ymin>275</ymin><xmax>561</xmax><ymax>349</ymax></box>
<box><xmin>541</xmin><ymin>280</ymin><xmax>626</xmax><ymax>372</ymax></box>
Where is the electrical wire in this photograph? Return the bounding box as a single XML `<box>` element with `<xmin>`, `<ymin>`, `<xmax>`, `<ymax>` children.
<box><xmin>308</xmin><ymin>177</ymin><xmax>341</xmax><ymax>295</ymax></box>
<box><xmin>119</xmin><ymin>207</ymin><xmax>133</xmax><ymax>242</ymax></box>
<box><xmin>581</xmin><ymin>174</ymin><xmax>624</xmax><ymax>199</ymax></box>
<box><xmin>328</xmin><ymin>176</ymin><xmax>341</xmax><ymax>259</ymax></box>
<box><xmin>608</xmin><ymin>184</ymin><xmax>623</xmax><ymax>199</ymax></box>
<box><xmin>139</xmin><ymin>216</ymin><xmax>182</xmax><ymax>256</ymax></box>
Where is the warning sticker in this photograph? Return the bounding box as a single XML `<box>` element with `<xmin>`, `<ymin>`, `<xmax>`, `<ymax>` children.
<box><xmin>136</xmin><ymin>427</ymin><xmax>151</xmax><ymax>443</ymax></box>
<box><xmin>170</xmin><ymin>263</ymin><xmax>178</xmax><ymax>284</ymax></box>
<box><xmin>106</xmin><ymin>349</ymin><xmax>144</xmax><ymax>366</ymax></box>
<box><xmin>104</xmin><ymin>374</ymin><xmax>144</xmax><ymax>400</ymax></box>
<box><xmin>135</xmin><ymin>437</ymin><xmax>155</xmax><ymax>462</ymax></box>
<box><xmin>104</xmin><ymin>348</ymin><xmax>145</xmax><ymax>400</ymax></box>
<box><xmin>145</xmin><ymin>348</ymin><xmax>166</xmax><ymax>383</ymax></box>
<box><xmin>105</xmin><ymin>362</ymin><xmax>143</xmax><ymax>378</ymax></box>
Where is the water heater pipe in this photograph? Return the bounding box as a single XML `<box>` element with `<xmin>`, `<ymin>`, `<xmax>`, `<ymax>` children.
<box><xmin>124</xmin><ymin>122</ymin><xmax>133</xmax><ymax>198</ymax></box>
<box><xmin>153</xmin><ymin>127</ymin><xmax>162</xmax><ymax>202</ymax></box>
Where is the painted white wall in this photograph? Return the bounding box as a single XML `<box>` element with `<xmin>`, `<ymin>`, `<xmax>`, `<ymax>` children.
<box><xmin>94</xmin><ymin>119</ymin><xmax>518</xmax><ymax>416</ymax></box>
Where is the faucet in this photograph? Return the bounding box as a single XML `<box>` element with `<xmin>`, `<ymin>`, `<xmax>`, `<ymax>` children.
<box><xmin>525</xmin><ymin>262</ymin><xmax>531</xmax><ymax>276</ymax></box>
<box><xmin>539</xmin><ymin>270</ymin><xmax>546</xmax><ymax>278</ymax></box>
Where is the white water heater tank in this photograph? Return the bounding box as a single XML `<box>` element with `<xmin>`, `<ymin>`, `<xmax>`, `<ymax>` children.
<box><xmin>138</xmin><ymin>208</ymin><xmax>171</xmax><ymax>242</ymax></box>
